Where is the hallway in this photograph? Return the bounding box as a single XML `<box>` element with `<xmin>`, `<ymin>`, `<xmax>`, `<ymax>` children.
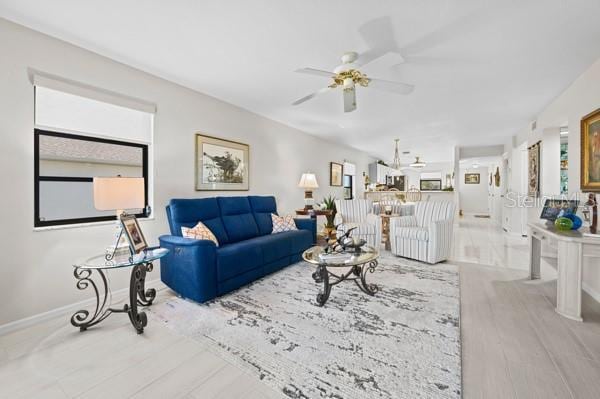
<box><xmin>457</xmin><ymin>215</ymin><xmax>600</xmax><ymax>398</ymax></box>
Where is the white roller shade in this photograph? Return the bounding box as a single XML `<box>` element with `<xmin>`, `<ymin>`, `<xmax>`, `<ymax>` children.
<box><xmin>343</xmin><ymin>162</ymin><xmax>356</xmax><ymax>176</ymax></box>
<box><xmin>30</xmin><ymin>69</ymin><xmax>156</xmax><ymax>113</ymax></box>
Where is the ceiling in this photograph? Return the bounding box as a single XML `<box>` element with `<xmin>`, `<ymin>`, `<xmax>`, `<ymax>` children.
<box><xmin>2</xmin><ymin>0</ymin><xmax>600</xmax><ymax>163</ymax></box>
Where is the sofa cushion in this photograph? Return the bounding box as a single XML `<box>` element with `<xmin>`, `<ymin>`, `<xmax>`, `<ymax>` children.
<box><xmin>287</xmin><ymin>229</ymin><xmax>313</xmax><ymax>254</ymax></box>
<box><xmin>249</xmin><ymin>196</ymin><xmax>277</xmax><ymax>235</ymax></box>
<box><xmin>218</xmin><ymin>197</ymin><xmax>260</xmax><ymax>243</ymax></box>
<box><xmin>395</xmin><ymin>227</ymin><xmax>429</xmax><ymax>241</ymax></box>
<box><xmin>244</xmin><ymin>233</ymin><xmax>292</xmax><ymax>263</ymax></box>
<box><xmin>217</xmin><ymin>240</ymin><xmax>263</xmax><ymax>281</ymax></box>
<box><xmin>168</xmin><ymin>198</ymin><xmax>229</xmax><ymax>244</ymax></box>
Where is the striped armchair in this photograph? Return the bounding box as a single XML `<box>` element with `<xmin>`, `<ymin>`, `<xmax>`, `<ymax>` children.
<box><xmin>389</xmin><ymin>201</ymin><xmax>455</xmax><ymax>264</ymax></box>
<box><xmin>334</xmin><ymin>199</ymin><xmax>381</xmax><ymax>248</ymax></box>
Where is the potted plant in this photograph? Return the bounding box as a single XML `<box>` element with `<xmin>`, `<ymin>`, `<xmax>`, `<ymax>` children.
<box><xmin>321</xmin><ymin>195</ymin><xmax>337</xmax><ymax>239</ymax></box>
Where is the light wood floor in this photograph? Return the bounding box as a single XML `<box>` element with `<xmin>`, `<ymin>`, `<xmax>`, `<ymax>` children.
<box><xmin>2</xmin><ymin>217</ymin><xmax>600</xmax><ymax>398</ymax></box>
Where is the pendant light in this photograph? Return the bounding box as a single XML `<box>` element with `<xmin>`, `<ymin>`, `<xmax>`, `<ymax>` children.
<box><xmin>392</xmin><ymin>139</ymin><xmax>401</xmax><ymax>170</ymax></box>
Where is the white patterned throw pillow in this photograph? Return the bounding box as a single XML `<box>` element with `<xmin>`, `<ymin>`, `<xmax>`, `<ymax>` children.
<box><xmin>181</xmin><ymin>222</ymin><xmax>219</xmax><ymax>246</ymax></box>
<box><xmin>271</xmin><ymin>214</ymin><xmax>298</xmax><ymax>234</ymax></box>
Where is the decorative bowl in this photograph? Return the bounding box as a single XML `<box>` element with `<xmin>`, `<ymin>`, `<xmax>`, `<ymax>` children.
<box><xmin>555</xmin><ymin>217</ymin><xmax>574</xmax><ymax>231</ymax></box>
<box><xmin>564</xmin><ymin>214</ymin><xmax>583</xmax><ymax>230</ymax></box>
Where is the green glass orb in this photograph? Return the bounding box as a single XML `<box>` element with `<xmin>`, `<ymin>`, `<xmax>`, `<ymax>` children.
<box><xmin>555</xmin><ymin>217</ymin><xmax>574</xmax><ymax>231</ymax></box>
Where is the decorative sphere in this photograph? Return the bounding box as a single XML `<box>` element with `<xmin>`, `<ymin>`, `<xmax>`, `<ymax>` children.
<box><xmin>565</xmin><ymin>214</ymin><xmax>583</xmax><ymax>230</ymax></box>
<box><xmin>555</xmin><ymin>217</ymin><xmax>574</xmax><ymax>231</ymax></box>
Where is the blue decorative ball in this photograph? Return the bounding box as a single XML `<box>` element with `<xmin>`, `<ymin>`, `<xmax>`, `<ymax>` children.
<box><xmin>565</xmin><ymin>213</ymin><xmax>583</xmax><ymax>230</ymax></box>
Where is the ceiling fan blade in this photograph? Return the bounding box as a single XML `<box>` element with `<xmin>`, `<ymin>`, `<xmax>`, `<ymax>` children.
<box><xmin>294</xmin><ymin>68</ymin><xmax>334</xmax><ymax>78</ymax></box>
<box><xmin>357</xmin><ymin>16</ymin><xmax>398</xmax><ymax>67</ymax></box>
<box><xmin>368</xmin><ymin>78</ymin><xmax>414</xmax><ymax>95</ymax></box>
<box><xmin>292</xmin><ymin>87</ymin><xmax>332</xmax><ymax>106</ymax></box>
<box><xmin>343</xmin><ymin>87</ymin><xmax>356</xmax><ymax>113</ymax></box>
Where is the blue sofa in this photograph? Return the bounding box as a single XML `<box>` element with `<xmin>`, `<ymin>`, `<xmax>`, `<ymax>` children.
<box><xmin>159</xmin><ymin>196</ymin><xmax>316</xmax><ymax>303</ymax></box>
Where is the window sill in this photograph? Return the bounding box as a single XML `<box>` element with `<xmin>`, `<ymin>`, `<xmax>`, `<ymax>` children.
<box><xmin>33</xmin><ymin>217</ymin><xmax>155</xmax><ymax>232</ymax></box>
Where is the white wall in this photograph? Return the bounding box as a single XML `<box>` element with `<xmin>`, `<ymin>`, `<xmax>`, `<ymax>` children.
<box><xmin>458</xmin><ymin>168</ymin><xmax>490</xmax><ymax>214</ymax></box>
<box><xmin>505</xmin><ymin>56</ymin><xmax>600</xmax><ymax>299</ymax></box>
<box><xmin>0</xmin><ymin>18</ymin><xmax>374</xmax><ymax>325</ymax></box>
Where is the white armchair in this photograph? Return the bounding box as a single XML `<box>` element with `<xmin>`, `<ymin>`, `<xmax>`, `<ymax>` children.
<box><xmin>389</xmin><ymin>201</ymin><xmax>455</xmax><ymax>264</ymax></box>
<box><xmin>334</xmin><ymin>199</ymin><xmax>382</xmax><ymax>248</ymax></box>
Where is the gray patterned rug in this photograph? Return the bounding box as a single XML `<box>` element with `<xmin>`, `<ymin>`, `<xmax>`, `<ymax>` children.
<box><xmin>148</xmin><ymin>252</ymin><xmax>461</xmax><ymax>398</ymax></box>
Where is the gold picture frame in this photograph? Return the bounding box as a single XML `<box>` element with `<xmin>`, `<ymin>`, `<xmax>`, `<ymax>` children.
<box><xmin>195</xmin><ymin>133</ymin><xmax>249</xmax><ymax>191</ymax></box>
<box><xmin>581</xmin><ymin>108</ymin><xmax>600</xmax><ymax>192</ymax></box>
<box><xmin>464</xmin><ymin>173</ymin><xmax>480</xmax><ymax>184</ymax></box>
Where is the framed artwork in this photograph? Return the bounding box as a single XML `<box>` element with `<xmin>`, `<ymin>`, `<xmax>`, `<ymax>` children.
<box><xmin>494</xmin><ymin>166</ymin><xmax>501</xmax><ymax>187</ymax></box>
<box><xmin>420</xmin><ymin>179</ymin><xmax>442</xmax><ymax>191</ymax></box>
<box><xmin>195</xmin><ymin>134</ymin><xmax>249</xmax><ymax>191</ymax></box>
<box><xmin>120</xmin><ymin>214</ymin><xmax>148</xmax><ymax>254</ymax></box>
<box><xmin>464</xmin><ymin>173</ymin><xmax>480</xmax><ymax>184</ymax></box>
<box><xmin>330</xmin><ymin>162</ymin><xmax>343</xmax><ymax>186</ymax></box>
<box><xmin>528</xmin><ymin>142</ymin><xmax>541</xmax><ymax>196</ymax></box>
<box><xmin>581</xmin><ymin>108</ymin><xmax>600</xmax><ymax>192</ymax></box>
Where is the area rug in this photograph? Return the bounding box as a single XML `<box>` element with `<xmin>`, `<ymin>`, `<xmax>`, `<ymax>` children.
<box><xmin>148</xmin><ymin>252</ymin><xmax>461</xmax><ymax>398</ymax></box>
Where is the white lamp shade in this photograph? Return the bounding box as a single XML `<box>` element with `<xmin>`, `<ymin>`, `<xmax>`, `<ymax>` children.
<box><xmin>298</xmin><ymin>173</ymin><xmax>319</xmax><ymax>189</ymax></box>
<box><xmin>93</xmin><ymin>177</ymin><xmax>145</xmax><ymax>211</ymax></box>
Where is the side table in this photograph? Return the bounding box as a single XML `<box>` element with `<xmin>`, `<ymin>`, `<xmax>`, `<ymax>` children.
<box><xmin>380</xmin><ymin>214</ymin><xmax>400</xmax><ymax>250</ymax></box>
<box><xmin>295</xmin><ymin>208</ymin><xmax>333</xmax><ymax>220</ymax></box>
<box><xmin>71</xmin><ymin>247</ymin><xmax>169</xmax><ymax>334</ymax></box>
<box><xmin>296</xmin><ymin>209</ymin><xmax>334</xmax><ymax>244</ymax></box>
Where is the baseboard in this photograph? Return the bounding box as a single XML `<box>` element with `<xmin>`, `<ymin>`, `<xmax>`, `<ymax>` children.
<box><xmin>0</xmin><ymin>279</ymin><xmax>164</xmax><ymax>336</ymax></box>
<box><xmin>583</xmin><ymin>282</ymin><xmax>600</xmax><ymax>304</ymax></box>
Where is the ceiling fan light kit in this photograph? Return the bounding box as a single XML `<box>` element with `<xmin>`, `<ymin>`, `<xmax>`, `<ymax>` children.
<box><xmin>409</xmin><ymin>156</ymin><xmax>426</xmax><ymax>169</ymax></box>
<box><xmin>292</xmin><ymin>51</ymin><xmax>414</xmax><ymax>112</ymax></box>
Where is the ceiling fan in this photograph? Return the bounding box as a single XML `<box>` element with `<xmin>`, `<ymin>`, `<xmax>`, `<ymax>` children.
<box><xmin>292</xmin><ymin>51</ymin><xmax>414</xmax><ymax>112</ymax></box>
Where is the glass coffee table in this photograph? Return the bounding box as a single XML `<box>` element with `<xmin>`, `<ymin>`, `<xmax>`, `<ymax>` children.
<box><xmin>302</xmin><ymin>245</ymin><xmax>380</xmax><ymax>306</ymax></box>
<box><xmin>71</xmin><ymin>247</ymin><xmax>169</xmax><ymax>334</ymax></box>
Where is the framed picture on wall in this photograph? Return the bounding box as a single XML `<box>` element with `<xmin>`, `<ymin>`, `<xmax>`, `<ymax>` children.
<box><xmin>195</xmin><ymin>134</ymin><xmax>249</xmax><ymax>191</ymax></box>
<box><xmin>330</xmin><ymin>162</ymin><xmax>343</xmax><ymax>186</ymax></box>
<box><xmin>528</xmin><ymin>141</ymin><xmax>541</xmax><ymax>196</ymax></box>
<box><xmin>581</xmin><ymin>108</ymin><xmax>600</xmax><ymax>192</ymax></box>
<box><xmin>464</xmin><ymin>173</ymin><xmax>480</xmax><ymax>184</ymax></box>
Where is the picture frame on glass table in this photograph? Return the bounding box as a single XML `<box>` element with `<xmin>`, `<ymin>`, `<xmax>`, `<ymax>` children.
<box><xmin>120</xmin><ymin>214</ymin><xmax>148</xmax><ymax>254</ymax></box>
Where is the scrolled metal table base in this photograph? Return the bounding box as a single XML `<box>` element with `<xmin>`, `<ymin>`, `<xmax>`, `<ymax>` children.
<box><xmin>71</xmin><ymin>262</ymin><xmax>155</xmax><ymax>334</ymax></box>
<box><xmin>312</xmin><ymin>259</ymin><xmax>379</xmax><ymax>306</ymax></box>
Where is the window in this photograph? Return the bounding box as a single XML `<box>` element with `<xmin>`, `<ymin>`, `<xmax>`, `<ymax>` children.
<box><xmin>420</xmin><ymin>179</ymin><xmax>442</xmax><ymax>191</ymax></box>
<box><xmin>34</xmin><ymin>129</ymin><xmax>149</xmax><ymax>227</ymax></box>
<box><xmin>420</xmin><ymin>171</ymin><xmax>442</xmax><ymax>191</ymax></box>
<box><xmin>32</xmin><ymin>71</ymin><xmax>155</xmax><ymax>227</ymax></box>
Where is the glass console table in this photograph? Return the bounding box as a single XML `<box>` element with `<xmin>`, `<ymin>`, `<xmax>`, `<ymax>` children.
<box><xmin>71</xmin><ymin>247</ymin><xmax>169</xmax><ymax>334</ymax></box>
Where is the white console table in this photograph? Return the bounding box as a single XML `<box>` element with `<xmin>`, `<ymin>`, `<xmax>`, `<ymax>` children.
<box><xmin>528</xmin><ymin>222</ymin><xmax>600</xmax><ymax>321</ymax></box>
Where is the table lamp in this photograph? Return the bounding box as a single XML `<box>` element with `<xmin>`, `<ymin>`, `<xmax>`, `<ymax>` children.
<box><xmin>93</xmin><ymin>176</ymin><xmax>145</xmax><ymax>259</ymax></box>
<box><xmin>298</xmin><ymin>173</ymin><xmax>318</xmax><ymax>210</ymax></box>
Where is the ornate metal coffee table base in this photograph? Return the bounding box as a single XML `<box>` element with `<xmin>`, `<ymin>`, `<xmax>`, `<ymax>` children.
<box><xmin>70</xmin><ymin>262</ymin><xmax>156</xmax><ymax>334</ymax></box>
<box><xmin>311</xmin><ymin>260</ymin><xmax>379</xmax><ymax>306</ymax></box>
